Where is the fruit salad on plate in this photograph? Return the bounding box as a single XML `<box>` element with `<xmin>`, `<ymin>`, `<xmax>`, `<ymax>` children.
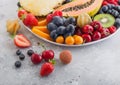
<box><xmin>17</xmin><ymin>0</ymin><xmax>120</xmax><ymax>46</ymax></box>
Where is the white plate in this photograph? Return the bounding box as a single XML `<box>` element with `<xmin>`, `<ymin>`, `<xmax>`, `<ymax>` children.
<box><xmin>21</xmin><ymin>22</ymin><xmax>120</xmax><ymax>47</ymax></box>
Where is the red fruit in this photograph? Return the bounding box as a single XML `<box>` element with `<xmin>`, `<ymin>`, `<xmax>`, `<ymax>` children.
<box><xmin>53</xmin><ymin>10</ymin><xmax>63</xmax><ymax>17</ymax></box>
<box><xmin>82</xmin><ymin>34</ymin><xmax>92</xmax><ymax>43</ymax></box>
<box><xmin>23</xmin><ymin>13</ymin><xmax>38</xmax><ymax>27</ymax></box>
<box><xmin>102</xmin><ymin>1</ymin><xmax>109</xmax><ymax>6</ymax></box>
<box><xmin>14</xmin><ymin>34</ymin><xmax>31</xmax><ymax>48</ymax></box>
<box><xmin>31</xmin><ymin>53</ymin><xmax>42</xmax><ymax>64</ymax></box>
<box><xmin>46</xmin><ymin>14</ymin><xmax>53</xmax><ymax>23</ymax></box>
<box><xmin>83</xmin><ymin>25</ymin><xmax>94</xmax><ymax>34</ymax></box>
<box><xmin>75</xmin><ymin>27</ymin><xmax>82</xmax><ymax>36</ymax></box>
<box><xmin>42</xmin><ymin>50</ymin><xmax>54</xmax><ymax>61</ymax></box>
<box><xmin>40</xmin><ymin>62</ymin><xmax>54</xmax><ymax>77</ymax></box>
<box><xmin>18</xmin><ymin>10</ymin><xmax>27</xmax><ymax>19</ymax></box>
<box><xmin>90</xmin><ymin>21</ymin><xmax>102</xmax><ymax>31</ymax></box>
<box><xmin>92</xmin><ymin>31</ymin><xmax>101</xmax><ymax>41</ymax></box>
<box><xmin>108</xmin><ymin>26</ymin><xmax>117</xmax><ymax>34</ymax></box>
<box><xmin>100</xmin><ymin>28</ymin><xmax>110</xmax><ymax>38</ymax></box>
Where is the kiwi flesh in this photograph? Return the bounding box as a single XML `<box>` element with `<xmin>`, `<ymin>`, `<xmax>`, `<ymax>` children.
<box><xmin>94</xmin><ymin>14</ymin><xmax>115</xmax><ymax>28</ymax></box>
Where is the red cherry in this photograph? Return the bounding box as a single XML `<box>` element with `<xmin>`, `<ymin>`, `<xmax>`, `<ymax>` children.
<box><xmin>75</xmin><ymin>27</ymin><xmax>82</xmax><ymax>36</ymax></box>
<box><xmin>92</xmin><ymin>31</ymin><xmax>101</xmax><ymax>41</ymax></box>
<box><xmin>31</xmin><ymin>53</ymin><xmax>42</xmax><ymax>64</ymax></box>
<box><xmin>82</xmin><ymin>34</ymin><xmax>92</xmax><ymax>43</ymax></box>
<box><xmin>42</xmin><ymin>50</ymin><xmax>54</xmax><ymax>61</ymax></box>
<box><xmin>83</xmin><ymin>25</ymin><xmax>94</xmax><ymax>34</ymax></box>
<box><xmin>53</xmin><ymin>11</ymin><xmax>63</xmax><ymax>17</ymax></box>
<box><xmin>100</xmin><ymin>28</ymin><xmax>110</xmax><ymax>38</ymax></box>
<box><xmin>90</xmin><ymin>21</ymin><xmax>102</xmax><ymax>31</ymax></box>
<box><xmin>108</xmin><ymin>26</ymin><xmax>117</xmax><ymax>34</ymax></box>
<box><xmin>46</xmin><ymin>14</ymin><xmax>53</xmax><ymax>23</ymax></box>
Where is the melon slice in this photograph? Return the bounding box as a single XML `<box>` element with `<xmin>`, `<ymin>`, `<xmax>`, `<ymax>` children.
<box><xmin>55</xmin><ymin>0</ymin><xmax>104</xmax><ymax>17</ymax></box>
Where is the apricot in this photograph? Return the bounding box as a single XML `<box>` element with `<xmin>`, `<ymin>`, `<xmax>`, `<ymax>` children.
<box><xmin>59</xmin><ymin>50</ymin><xmax>72</xmax><ymax>64</ymax></box>
<box><xmin>73</xmin><ymin>35</ymin><xmax>83</xmax><ymax>45</ymax></box>
<box><xmin>56</xmin><ymin>36</ymin><xmax>64</xmax><ymax>44</ymax></box>
<box><xmin>65</xmin><ymin>36</ymin><xmax>74</xmax><ymax>45</ymax></box>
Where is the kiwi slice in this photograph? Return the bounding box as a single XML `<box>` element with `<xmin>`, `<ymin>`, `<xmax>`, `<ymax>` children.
<box><xmin>94</xmin><ymin>14</ymin><xmax>115</xmax><ymax>28</ymax></box>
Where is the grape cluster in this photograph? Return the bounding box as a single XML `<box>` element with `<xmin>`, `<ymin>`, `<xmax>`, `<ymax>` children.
<box><xmin>99</xmin><ymin>4</ymin><xmax>120</xmax><ymax>28</ymax></box>
<box><xmin>47</xmin><ymin>16</ymin><xmax>76</xmax><ymax>40</ymax></box>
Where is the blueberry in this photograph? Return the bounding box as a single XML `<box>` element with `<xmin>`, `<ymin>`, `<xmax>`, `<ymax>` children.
<box><xmin>111</xmin><ymin>9</ymin><xmax>119</xmax><ymax>18</ymax></box>
<box><xmin>52</xmin><ymin>16</ymin><xmax>63</xmax><ymax>26</ymax></box>
<box><xmin>114</xmin><ymin>18</ymin><xmax>120</xmax><ymax>28</ymax></box>
<box><xmin>15</xmin><ymin>61</ymin><xmax>21</xmax><ymax>68</ymax></box>
<box><xmin>64</xmin><ymin>32</ymin><xmax>72</xmax><ymax>38</ymax></box>
<box><xmin>101</xmin><ymin>6</ymin><xmax>108</xmax><ymax>13</ymax></box>
<box><xmin>56</xmin><ymin>26</ymin><xmax>66</xmax><ymax>35</ymax></box>
<box><xmin>64</xmin><ymin>17</ymin><xmax>76</xmax><ymax>26</ymax></box>
<box><xmin>107</xmin><ymin>10</ymin><xmax>112</xmax><ymax>14</ymax></box>
<box><xmin>16</xmin><ymin>49</ymin><xmax>21</xmax><ymax>55</ymax></box>
<box><xmin>47</xmin><ymin>23</ymin><xmax>57</xmax><ymax>31</ymax></box>
<box><xmin>116</xmin><ymin>6</ymin><xmax>120</xmax><ymax>12</ymax></box>
<box><xmin>99</xmin><ymin>9</ymin><xmax>104</xmax><ymax>14</ymax></box>
<box><xmin>62</xmin><ymin>17</ymin><xmax>66</xmax><ymax>23</ymax></box>
<box><xmin>19</xmin><ymin>54</ymin><xmax>25</xmax><ymax>60</ymax></box>
<box><xmin>50</xmin><ymin>30</ymin><xmax>58</xmax><ymax>40</ymax></box>
<box><xmin>107</xmin><ymin>4</ymin><xmax>114</xmax><ymax>9</ymax></box>
<box><xmin>27</xmin><ymin>50</ymin><xmax>34</xmax><ymax>56</ymax></box>
<box><xmin>17</xmin><ymin>2</ymin><xmax>21</xmax><ymax>7</ymax></box>
<box><xmin>65</xmin><ymin>24</ymin><xmax>75</xmax><ymax>35</ymax></box>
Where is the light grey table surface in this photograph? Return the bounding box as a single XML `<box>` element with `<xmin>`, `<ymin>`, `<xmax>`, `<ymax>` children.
<box><xmin>0</xmin><ymin>0</ymin><xmax>120</xmax><ymax>85</ymax></box>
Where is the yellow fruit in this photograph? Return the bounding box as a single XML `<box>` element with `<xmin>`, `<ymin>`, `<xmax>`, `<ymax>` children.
<box><xmin>32</xmin><ymin>28</ymin><xmax>52</xmax><ymax>41</ymax></box>
<box><xmin>73</xmin><ymin>35</ymin><xmax>83</xmax><ymax>45</ymax></box>
<box><xmin>38</xmin><ymin>19</ymin><xmax>47</xmax><ymax>26</ymax></box>
<box><xmin>32</xmin><ymin>26</ymin><xmax>50</xmax><ymax>34</ymax></box>
<box><xmin>65</xmin><ymin>36</ymin><xmax>74</xmax><ymax>45</ymax></box>
<box><xmin>77</xmin><ymin>13</ymin><xmax>92</xmax><ymax>28</ymax></box>
<box><xmin>56</xmin><ymin>36</ymin><xmax>64</xmax><ymax>44</ymax></box>
<box><xmin>20</xmin><ymin>0</ymin><xmax>64</xmax><ymax>16</ymax></box>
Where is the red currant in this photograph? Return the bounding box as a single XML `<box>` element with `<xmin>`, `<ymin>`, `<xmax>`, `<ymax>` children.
<box><xmin>108</xmin><ymin>26</ymin><xmax>117</xmax><ymax>34</ymax></box>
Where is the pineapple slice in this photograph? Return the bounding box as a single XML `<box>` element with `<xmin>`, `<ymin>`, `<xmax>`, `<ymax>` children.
<box><xmin>20</xmin><ymin>0</ymin><xmax>64</xmax><ymax>16</ymax></box>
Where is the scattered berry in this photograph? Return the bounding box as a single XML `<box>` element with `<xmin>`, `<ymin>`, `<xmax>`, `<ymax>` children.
<box><xmin>42</xmin><ymin>50</ymin><xmax>54</xmax><ymax>61</ymax></box>
<box><xmin>15</xmin><ymin>61</ymin><xmax>21</xmax><ymax>68</ymax></box>
<box><xmin>19</xmin><ymin>53</ymin><xmax>25</xmax><ymax>60</ymax></box>
<box><xmin>40</xmin><ymin>62</ymin><xmax>54</xmax><ymax>77</ymax></box>
<box><xmin>31</xmin><ymin>53</ymin><xmax>42</xmax><ymax>64</ymax></box>
<box><xmin>27</xmin><ymin>49</ymin><xmax>34</xmax><ymax>56</ymax></box>
<box><xmin>16</xmin><ymin>49</ymin><xmax>22</xmax><ymax>55</ymax></box>
<box><xmin>18</xmin><ymin>10</ymin><xmax>27</xmax><ymax>19</ymax></box>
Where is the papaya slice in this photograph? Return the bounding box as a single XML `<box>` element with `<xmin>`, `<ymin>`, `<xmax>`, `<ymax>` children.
<box><xmin>32</xmin><ymin>26</ymin><xmax>50</xmax><ymax>34</ymax></box>
<box><xmin>32</xmin><ymin>28</ymin><xmax>53</xmax><ymax>41</ymax></box>
<box><xmin>55</xmin><ymin>0</ymin><xmax>103</xmax><ymax>17</ymax></box>
<box><xmin>38</xmin><ymin>19</ymin><xmax>47</xmax><ymax>26</ymax></box>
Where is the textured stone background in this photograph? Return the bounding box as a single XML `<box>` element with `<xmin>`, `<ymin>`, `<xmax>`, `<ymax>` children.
<box><xmin>0</xmin><ymin>0</ymin><xmax>120</xmax><ymax>85</ymax></box>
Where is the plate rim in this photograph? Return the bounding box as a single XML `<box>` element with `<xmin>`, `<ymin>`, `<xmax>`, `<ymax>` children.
<box><xmin>21</xmin><ymin>22</ymin><xmax>120</xmax><ymax>47</ymax></box>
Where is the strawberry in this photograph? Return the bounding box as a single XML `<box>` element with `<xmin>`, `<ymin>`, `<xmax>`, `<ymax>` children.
<box><xmin>18</xmin><ymin>9</ymin><xmax>27</xmax><ymax>20</ymax></box>
<box><xmin>14</xmin><ymin>34</ymin><xmax>31</xmax><ymax>48</ymax></box>
<box><xmin>23</xmin><ymin>13</ymin><xmax>38</xmax><ymax>27</ymax></box>
<box><xmin>40</xmin><ymin>62</ymin><xmax>54</xmax><ymax>77</ymax></box>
